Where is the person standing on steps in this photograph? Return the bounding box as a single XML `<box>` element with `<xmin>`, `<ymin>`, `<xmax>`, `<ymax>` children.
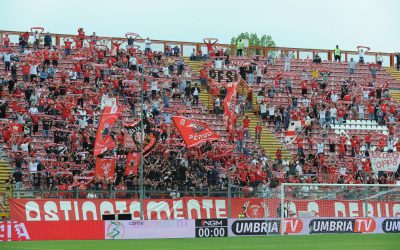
<box><xmin>395</xmin><ymin>52</ymin><xmax>400</xmax><ymax>71</ymax></box>
<box><xmin>255</xmin><ymin>122</ymin><xmax>262</xmax><ymax>144</ymax></box>
<box><xmin>13</xmin><ymin>168</ymin><xmax>23</xmax><ymax>198</ymax></box>
<box><xmin>236</xmin><ymin>39</ymin><xmax>244</xmax><ymax>56</ymax></box>
<box><xmin>242</xmin><ymin>116</ymin><xmax>250</xmax><ymax>139</ymax></box>
<box><xmin>284</xmin><ymin>51</ymin><xmax>293</xmax><ymax>72</ymax></box>
<box><xmin>334</xmin><ymin>45</ymin><xmax>341</xmax><ymax>62</ymax></box>
<box><xmin>191</xmin><ymin>83</ymin><xmax>200</xmax><ymax>107</ymax></box>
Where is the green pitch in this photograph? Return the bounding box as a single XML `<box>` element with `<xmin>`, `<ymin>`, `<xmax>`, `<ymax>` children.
<box><xmin>2</xmin><ymin>234</ymin><xmax>400</xmax><ymax>250</ymax></box>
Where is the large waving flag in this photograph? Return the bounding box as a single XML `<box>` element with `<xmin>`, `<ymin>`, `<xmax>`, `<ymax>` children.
<box><xmin>223</xmin><ymin>80</ymin><xmax>238</xmax><ymax>131</ymax></box>
<box><xmin>93</xmin><ymin>105</ymin><xmax>122</xmax><ymax>157</ymax></box>
<box><xmin>124</xmin><ymin>117</ymin><xmax>159</xmax><ymax>156</ymax></box>
<box><xmin>172</xmin><ymin>116</ymin><xmax>220</xmax><ymax>148</ymax></box>
<box><xmin>283</xmin><ymin>119</ymin><xmax>312</xmax><ymax>145</ymax></box>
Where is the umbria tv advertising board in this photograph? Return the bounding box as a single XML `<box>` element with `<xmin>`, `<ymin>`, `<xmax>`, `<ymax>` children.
<box><xmin>1</xmin><ymin>217</ymin><xmax>399</xmax><ymax>241</ymax></box>
<box><xmin>4</xmin><ymin>197</ymin><xmax>400</xmax><ymax>241</ymax></box>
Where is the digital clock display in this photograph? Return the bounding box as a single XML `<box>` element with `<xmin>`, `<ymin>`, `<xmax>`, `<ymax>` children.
<box><xmin>195</xmin><ymin>219</ymin><xmax>228</xmax><ymax>238</ymax></box>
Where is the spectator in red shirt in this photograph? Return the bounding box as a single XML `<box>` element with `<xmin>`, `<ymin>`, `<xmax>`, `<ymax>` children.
<box><xmin>237</xmin><ymin>129</ymin><xmax>244</xmax><ymax>153</ymax></box>
<box><xmin>242</xmin><ymin>116</ymin><xmax>250</xmax><ymax>139</ymax></box>
<box><xmin>63</xmin><ymin>38</ymin><xmax>72</xmax><ymax>56</ymax></box>
<box><xmin>51</xmin><ymin>48</ymin><xmax>59</xmax><ymax>67</ymax></box>
<box><xmin>3</xmin><ymin>34</ymin><xmax>10</xmax><ymax>48</ymax></box>
<box><xmin>364</xmin><ymin>133</ymin><xmax>371</xmax><ymax>150</ymax></box>
<box><xmin>301</xmin><ymin>80</ymin><xmax>307</xmax><ymax>96</ymax></box>
<box><xmin>199</xmin><ymin>67</ymin><xmax>208</xmax><ymax>88</ymax></box>
<box><xmin>296</xmin><ymin>136</ymin><xmax>304</xmax><ymax>156</ymax></box>
<box><xmin>275</xmin><ymin>148</ymin><xmax>282</xmax><ymax>163</ymax></box>
<box><xmin>255</xmin><ymin>122</ymin><xmax>262</xmax><ymax>144</ymax></box>
<box><xmin>378</xmin><ymin>136</ymin><xmax>385</xmax><ymax>152</ymax></box>
<box><xmin>83</xmin><ymin>68</ymin><xmax>91</xmax><ymax>83</ymax></box>
<box><xmin>228</xmin><ymin>129</ymin><xmax>235</xmax><ymax>144</ymax></box>
<box><xmin>21</xmin><ymin>62</ymin><xmax>30</xmax><ymax>82</ymax></box>
<box><xmin>74</xmin><ymin>62</ymin><xmax>82</xmax><ymax>78</ymax></box>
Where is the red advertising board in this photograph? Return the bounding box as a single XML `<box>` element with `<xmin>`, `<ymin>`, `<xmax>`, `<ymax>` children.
<box><xmin>10</xmin><ymin>198</ymin><xmax>400</xmax><ymax>222</ymax></box>
<box><xmin>0</xmin><ymin>221</ymin><xmax>104</xmax><ymax>241</ymax></box>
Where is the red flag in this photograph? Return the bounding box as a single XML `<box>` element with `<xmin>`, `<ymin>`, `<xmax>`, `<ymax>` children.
<box><xmin>95</xmin><ymin>158</ymin><xmax>116</xmax><ymax>180</ymax></box>
<box><xmin>172</xmin><ymin>116</ymin><xmax>220</xmax><ymax>148</ymax></box>
<box><xmin>93</xmin><ymin>105</ymin><xmax>121</xmax><ymax>157</ymax></box>
<box><xmin>125</xmin><ymin>152</ymin><xmax>140</xmax><ymax>176</ymax></box>
<box><xmin>10</xmin><ymin>123</ymin><xmax>23</xmax><ymax>133</ymax></box>
<box><xmin>223</xmin><ymin>80</ymin><xmax>238</xmax><ymax>131</ymax></box>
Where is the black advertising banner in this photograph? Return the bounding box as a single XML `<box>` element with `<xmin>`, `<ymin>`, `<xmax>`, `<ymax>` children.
<box><xmin>195</xmin><ymin>219</ymin><xmax>228</xmax><ymax>238</ymax></box>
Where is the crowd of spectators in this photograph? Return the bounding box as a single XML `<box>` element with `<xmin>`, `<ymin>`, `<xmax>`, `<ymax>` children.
<box><xmin>0</xmin><ymin>29</ymin><xmax>399</xmax><ymax>201</ymax></box>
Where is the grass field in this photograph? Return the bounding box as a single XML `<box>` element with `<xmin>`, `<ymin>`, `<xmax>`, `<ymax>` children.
<box><xmin>2</xmin><ymin>234</ymin><xmax>400</xmax><ymax>250</ymax></box>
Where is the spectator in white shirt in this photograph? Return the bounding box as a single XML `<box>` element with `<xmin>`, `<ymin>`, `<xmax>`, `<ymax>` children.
<box><xmin>284</xmin><ymin>51</ymin><xmax>293</xmax><ymax>72</ymax></box>
<box><xmin>376</xmin><ymin>54</ymin><xmax>383</xmax><ymax>66</ymax></box>
<box><xmin>28</xmin><ymin>159</ymin><xmax>38</xmax><ymax>181</ymax></box>
<box><xmin>2</xmin><ymin>51</ymin><xmax>11</xmax><ymax>72</ymax></box>
<box><xmin>348</xmin><ymin>58</ymin><xmax>356</xmax><ymax>74</ymax></box>
<box><xmin>151</xmin><ymin>81</ymin><xmax>158</xmax><ymax>99</ymax></box>
<box><xmin>20</xmin><ymin>142</ymin><xmax>29</xmax><ymax>152</ymax></box>
<box><xmin>256</xmin><ymin>66</ymin><xmax>263</xmax><ymax>84</ymax></box>
<box><xmin>319</xmin><ymin>109</ymin><xmax>326</xmax><ymax>125</ymax></box>
<box><xmin>162</xmin><ymin>66</ymin><xmax>170</xmax><ymax>78</ymax></box>
<box><xmin>144</xmin><ymin>37</ymin><xmax>151</xmax><ymax>53</ymax></box>
<box><xmin>129</xmin><ymin>56</ymin><xmax>137</xmax><ymax>71</ymax></box>
<box><xmin>330</xmin><ymin>106</ymin><xmax>337</xmax><ymax>125</ymax></box>
<box><xmin>331</xmin><ymin>93</ymin><xmax>339</xmax><ymax>103</ymax></box>
<box><xmin>214</xmin><ymin>59</ymin><xmax>223</xmax><ymax>69</ymax></box>
<box><xmin>357</xmin><ymin>47</ymin><xmax>370</xmax><ymax>64</ymax></box>
<box><xmin>317</xmin><ymin>142</ymin><xmax>324</xmax><ymax>155</ymax></box>
<box><xmin>358</xmin><ymin>104</ymin><xmax>364</xmax><ymax>119</ymax></box>
<box><xmin>214</xmin><ymin>97</ymin><xmax>221</xmax><ymax>114</ymax></box>
<box><xmin>339</xmin><ymin>165</ymin><xmax>347</xmax><ymax>176</ymax></box>
<box><xmin>268</xmin><ymin>106</ymin><xmax>275</xmax><ymax>125</ymax></box>
<box><xmin>28</xmin><ymin>106</ymin><xmax>38</xmax><ymax>115</ymax></box>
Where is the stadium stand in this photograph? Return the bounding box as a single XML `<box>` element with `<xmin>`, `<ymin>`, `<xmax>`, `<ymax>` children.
<box><xmin>0</xmin><ymin>28</ymin><xmax>399</xmax><ymax>218</ymax></box>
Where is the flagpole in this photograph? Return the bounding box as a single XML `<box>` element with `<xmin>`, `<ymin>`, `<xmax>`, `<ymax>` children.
<box><xmin>139</xmin><ymin>50</ymin><xmax>144</xmax><ymax>220</ymax></box>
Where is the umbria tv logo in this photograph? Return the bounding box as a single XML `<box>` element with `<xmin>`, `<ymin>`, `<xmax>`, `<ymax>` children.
<box><xmin>309</xmin><ymin>218</ymin><xmax>377</xmax><ymax>234</ymax></box>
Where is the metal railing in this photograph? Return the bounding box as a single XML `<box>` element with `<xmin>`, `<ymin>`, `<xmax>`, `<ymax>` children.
<box><xmin>0</xmin><ymin>29</ymin><xmax>396</xmax><ymax>66</ymax></box>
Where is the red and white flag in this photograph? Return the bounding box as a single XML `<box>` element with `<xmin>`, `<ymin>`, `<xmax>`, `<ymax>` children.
<box><xmin>10</xmin><ymin>123</ymin><xmax>23</xmax><ymax>133</ymax></box>
<box><xmin>283</xmin><ymin>119</ymin><xmax>310</xmax><ymax>145</ymax></box>
<box><xmin>172</xmin><ymin>116</ymin><xmax>220</xmax><ymax>148</ymax></box>
<box><xmin>125</xmin><ymin>152</ymin><xmax>140</xmax><ymax>176</ymax></box>
<box><xmin>93</xmin><ymin>105</ymin><xmax>122</xmax><ymax>157</ymax></box>
<box><xmin>223</xmin><ymin>80</ymin><xmax>238</xmax><ymax>131</ymax></box>
<box><xmin>95</xmin><ymin>157</ymin><xmax>116</xmax><ymax>180</ymax></box>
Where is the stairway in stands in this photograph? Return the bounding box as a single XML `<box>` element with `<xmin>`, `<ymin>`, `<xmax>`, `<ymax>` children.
<box><xmin>0</xmin><ymin>158</ymin><xmax>12</xmax><ymax>218</ymax></box>
<box><xmin>237</xmin><ymin>81</ymin><xmax>291</xmax><ymax>159</ymax></box>
<box><xmin>182</xmin><ymin>57</ymin><xmax>214</xmax><ymax>111</ymax></box>
<box><xmin>244</xmin><ymin>112</ymin><xmax>292</xmax><ymax>160</ymax></box>
<box><xmin>182</xmin><ymin>57</ymin><xmax>205</xmax><ymax>75</ymax></box>
<box><xmin>183</xmin><ymin>59</ymin><xmax>292</xmax><ymax>160</ymax></box>
<box><xmin>386</xmin><ymin>67</ymin><xmax>400</xmax><ymax>102</ymax></box>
